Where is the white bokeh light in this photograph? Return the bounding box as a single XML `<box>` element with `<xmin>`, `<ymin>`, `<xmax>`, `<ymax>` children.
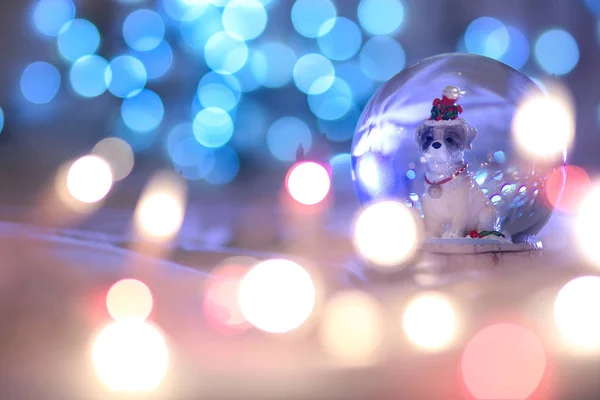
<box><xmin>238</xmin><ymin>259</ymin><xmax>316</xmax><ymax>334</ymax></box>
<box><xmin>106</xmin><ymin>279</ymin><xmax>153</xmax><ymax>322</ymax></box>
<box><xmin>402</xmin><ymin>292</ymin><xmax>457</xmax><ymax>351</ymax></box>
<box><xmin>353</xmin><ymin>201</ymin><xmax>421</xmax><ymax>269</ymax></box>
<box><xmin>286</xmin><ymin>161</ymin><xmax>331</xmax><ymax>206</ymax></box>
<box><xmin>92</xmin><ymin>321</ymin><xmax>169</xmax><ymax>392</ymax></box>
<box><xmin>554</xmin><ymin>276</ymin><xmax>600</xmax><ymax>352</ymax></box>
<box><xmin>92</xmin><ymin>137</ymin><xmax>135</xmax><ymax>181</ymax></box>
<box><xmin>574</xmin><ymin>184</ymin><xmax>600</xmax><ymax>267</ymax></box>
<box><xmin>66</xmin><ymin>155</ymin><xmax>113</xmax><ymax>203</ymax></box>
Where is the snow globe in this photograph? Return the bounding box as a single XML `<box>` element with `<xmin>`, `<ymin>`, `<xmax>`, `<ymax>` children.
<box><xmin>351</xmin><ymin>53</ymin><xmax>566</xmax><ymax>271</ymax></box>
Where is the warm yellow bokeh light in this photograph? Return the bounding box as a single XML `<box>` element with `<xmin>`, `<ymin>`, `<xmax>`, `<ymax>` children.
<box><xmin>353</xmin><ymin>201</ymin><xmax>421</xmax><ymax>269</ymax></box>
<box><xmin>106</xmin><ymin>279</ymin><xmax>153</xmax><ymax>322</ymax></box>
<box><xmin>512</xmin><ymin>91</ymin><xmax>574</xmax><ymax>160</ymax></box>
<box><xmin>92</xmin><ymin>137</ymin><xmax>135</xmax><ymax>181</ymax></box>
<box><xmin>319</xmin><ymin>290</ymin><xmax>384</xmax><ymax>366</ymax></box>
<box><xmin>286</xmin><ymin>161</ymin><xmax>331</xmax><ymax>206</ymax></box>
<box><xmin>238</xmin><ymin>259</ymin><xmax>316</xmax><ymax>334</ymax></box>
<box><xmin>136</xmin><ymin>193</ymin><xmax>185</xmax><ymax>239</ymax></box>
<box><xmin>554</xmin><ymin>276</ymin><xmax>600</xmax><ymax>352</ymax></box>
<box><xmin>92</xmin><ymin>321</ymin><xmax>169</xmax><ymax>392</ymax></box>
<box><xmin>574</xmin><ymin>184</ymin><xmax>600</xmax><ymax>267</ymax></box>
<box><xmin>402</xmin><ymin>292</ymin><xmax>456</xmax><ymax>351</ymax></box>
<box><xmin>66</xmin><ymin>155</ymin><xmax>113</xmax><ymax>203</ymax></box>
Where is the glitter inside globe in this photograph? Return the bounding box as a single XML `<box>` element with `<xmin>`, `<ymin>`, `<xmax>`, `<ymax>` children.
<box><xmin>351</xmin><ymin>53</ymin><xmax>566</xmax><ymax>244</ymax></box>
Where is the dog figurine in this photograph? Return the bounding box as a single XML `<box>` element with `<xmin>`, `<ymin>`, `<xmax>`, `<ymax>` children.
<box><xmin>416</xmin><ymin>86</ymin><xmax>499</xmax><ymax>239</ymax></box>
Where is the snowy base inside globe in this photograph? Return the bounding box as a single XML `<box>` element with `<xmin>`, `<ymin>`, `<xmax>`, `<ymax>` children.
<box><xmin>422</xmin><ymin>238</ymin><xmax>542</xmax><ymax>254</ymax></box>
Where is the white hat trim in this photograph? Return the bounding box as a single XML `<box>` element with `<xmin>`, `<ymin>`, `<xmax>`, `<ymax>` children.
<box><xmin>423</xmin><ymin>118</ymin><xmax>468</xmax><ymax>127</ymax></box>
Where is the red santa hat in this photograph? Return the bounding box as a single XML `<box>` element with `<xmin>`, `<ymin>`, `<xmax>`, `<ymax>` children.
<box><xmin>423</xmin><ymin>85</ymin><xmax>467</xmax><ymax>127</ymax></box>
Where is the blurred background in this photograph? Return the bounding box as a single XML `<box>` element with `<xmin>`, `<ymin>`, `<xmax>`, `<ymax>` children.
<box><xmin>1</xmin><ymin>0</ymin><xmax>600</xmax><ymax>399</ymax></box>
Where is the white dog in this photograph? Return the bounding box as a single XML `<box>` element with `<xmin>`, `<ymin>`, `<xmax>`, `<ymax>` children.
<box><xmin>416</xmin><ymin>88</ymin><xmax>499</xmax><ymax>239</ymax></box>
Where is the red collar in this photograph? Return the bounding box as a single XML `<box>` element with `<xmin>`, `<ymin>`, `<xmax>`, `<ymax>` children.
<box><xmin>424</xmin><ymin>164</ymin><xmax>467</xmax><ymax>185</ymax></box>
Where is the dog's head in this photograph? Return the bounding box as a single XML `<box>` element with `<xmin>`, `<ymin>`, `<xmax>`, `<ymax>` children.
<box><xmin>415</xmin><ymin>122</ymin><xmax>477</xmax><ymax>165</ymax></box>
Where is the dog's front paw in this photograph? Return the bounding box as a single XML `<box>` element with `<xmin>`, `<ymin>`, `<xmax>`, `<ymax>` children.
<box><xmin>441</xmin><ymin>230</ymin><xmax>462</xmax><ymax>239</ymax></box>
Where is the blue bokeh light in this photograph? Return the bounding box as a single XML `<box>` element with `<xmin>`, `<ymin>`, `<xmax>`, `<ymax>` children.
<box><xmin>308</xmin><ymin>77</ymin><xmax>353</xmax><ymax>121</ymax></box>
<box><xmin>360</xmin><ymin>36</ymin><xmax>405</xmax><ymax>81</ymax></box>
<box><xmin>222</xmin><ymin>0</ymin><xmax>267</xmax><ymax>41</ymax></box>
<box><xmin>20</xmin><ymin>61</ymin><xmax>61</xmax><ymax>104</ymax></box>
<box><xmin>534</xmin><ymin>29</ymin><xmax>579</xmax><ymax>75</ymax></box>
<box><xmin>33</xmin><ymin>0</ymin><xmax>75</xmax><ymax>37</ymax></box>
<box><xmin>293</xmin><ymin>53</ymin><xmax>335</xmax><ymax>95</ymax></box>
<box><xmin>251</xmin><ymin>42</ymin><xmax>297</xmax><ymax>88</ymax></box>
<box><xmin>193</xmin><ymin>107</ymin><xmax>234</xmax><ymax>148</ymax></box>
<box><xmin>179</xmin><ymin>5</ymin><xmax>223</xmax><ymax>51</ymax></box>
<box><xmin>162</xmin><ymin>0</ymin><xmax>207</xmax><ymax>22</ymax></box>
<box><xmin>234</xmin><ymin>50</ymin><xmax>263</xmax><ymax>92</ymax></box>
<box><xmin>0</xmin><ymin>108</ymin><xmax>4</xmax><ymax>134</ymax></box>
<box><xmin>123</xmin><ymin>9</ymin><xmax>166</xmax><ymax>51</ymax></box>
<box><xmin>57</xmin><ymin>19</ymin><xmax>101</xmax><ymax>62</ymax></box>
<box><xmin>106</xmin><ymin>55</ymin><xmax>147</xmax><ymax>98</ymax></box>
<box><xmin>69</xmin><ymin>55</ymin><xmax>110</xmax><ymax>98</ymax></box>
<box><xmin>358</xmin><ymin>0</ymin><xmax>404</xmax><ymax>36</ymax></box>
<box><xmin>197</xmin><ymin>72</ymin><xmax>241</xmax><ymax>112</ymax></box>
<box><xmin>121</xmin><ymin>89</ymin><xmax>164</xmax><ymax>132</ymax></box>
<box><xmin>317</xmin><ymin>17</ymin><xmax>362</xmax><ymax>61</ymax></box>
<box><xmin>267</xmin><ymin>116</ymin><xmax>312</xmax><ymax>162</ymax></box>
<box><xmin>330</xmin><ymin>153</ymin><xmax>352</xmax><ymax>192</ymax></box>
<box><xmin>205</xmin><ymin>32</ymin><xmax>248</xmax><ymax>74</ymax></box>
<box><xmin>584</xmin><ymin>0</ymin><xmax>600</xmax><ymax>16</ymax></box>
<box><xmin>291</xmin><ymin>0</ymin><xmax>336</xmax><ymax>38</ymax></box>
<box><xmin>167</xmin><ymin>123</ymin><xmax>216</xmax><ymax>180</ymax></box>
<box><xmin>464</xmin><ymin>17</ymin><xmax>508</xmax><ymax>59</ymax></box>
<box><xmin>317</xmin><ymin>106</ymin><xmax>360</xmax><ymax>142</ymax></box>
<box><xmin>498</xmin><ymin>26</ymin><xmax>530</xmax><ymax>70</ymax></box>
<box><xmin>335</xmin><ymin>62</ymin><xmax>373</xmax><ymax>101</ymax></box>
<box><xmin>116</xmin><ymin>119</ymin><xmax>159</xmax><ymax>153</ymax></box>
<box><xmin>204</xmin><ymin>145</ymin><xmax>240</xmax><ymax>185</ymax></box>
<box><xmin>134</xmin><ymin>40</ymin><xmax>173</xmax><ymax>80</ymax></box>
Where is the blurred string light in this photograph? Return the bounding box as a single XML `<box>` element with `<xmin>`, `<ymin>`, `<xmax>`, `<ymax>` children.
<box><xmin>20</xmin><ymin>61</ymin><xmax>61</xmax><ymax>104</ymax></box>
<box><xmin>106</xmin><ymin>279</ymin><xmax>154</xmax><ymax>322</ymax></box>
<box><xmin>197</xmin><ymin>71</ymin><xmax>241</xmax><ymax>112</ymax></box>
<box><xmin>133</xmin><ymin>40</ymin><xmax>174</xmax><ymax>80</ymax></box>
<box><xmin>238</xmin><ymin>259</ymin><xmax>316</xmax><ymax>334</ymax></box>
<box><xmin>534</xmin><ymin>29</ymin><xmax>579</xmax><ymax>75</ymax></box>
<box><xmin>67</xmin><ymin>155</ymin><xmax>113</xmax><ymax>203</ymax></box>
<box><xmin>286</xmin><ymin>161</ymin><xmax>331</xmax><ymax>206</ymax></box>
<box><xmin>554</xmin><ymin>276</ymin><xmax>600</xmax><ymax>352</ymax></box>
<box><xmin>135</xmin><ymin>171</ymin><xmax>187</xmax><ymax>239</ymax></box>
<box><xmin>32</xmin><ymin>0</ymin><xmax>75</xmax><ymax>37</ymax></box>
<box><xmin>92</xmin><ymin>321</ymin><xmax>169</xmax><ymax>392</ymax></box>
<box><xmin>318</xmin><ymin>107</ymin><xmax>361</xmax><ymax>142</ymax></box>
<box><xmin>574</xmin><ymin>184</ymin><xmax>600</xmax><ymax>268</ymax></box>
<box><xmin>107</xmin><ymin>55</ymin><xmax>147</xmax><ymax>98</ymax></box>
<box><xmin>402</xmin><ymin>292</ymin><xmax>457</xmax><ymax>351</ymax></box>
<box><xmin>204</xmin><ymin>31</ymin><xmax>248</xmax><ymax>74</ymax></box>
<box><xmin>512</xmin><ymin>85</ymin><xmax>574</xmax><ymax>160</ymax></box>
<box><xmin>335</xmin><ymin>62</ymin><xmax>373</xmax><ymax>102</ymax></box>
<box><xmin>121</xmin><ymin>89</ymin><xmax>165</xmax><ymax>133</ymax></box>
<box><xmin>167</xmin><ymin>123</ymin><xmax>215</xmax><ymax>180</ymax></box>
<box><xmin>464</xmin><ymin>17</ymin><xmax>509</xmax><ymax>59</ymax></box>
<box><xmin>308</xmin><ymin>77</ymin><xmax>353</xmax><ymax>120</ymax></box>
<box><xmin>266</xmin><ymin>116</ymin><xmax>312</xmax><ymax>162</ymax></box>
<box><xmin>291</xmin><ymin>0</ymin><xmax>336</xmax><ymax>38</ymax></box>
<box><xmin>360</xmin><ymin>36</ymin><xmax>406</xmax><ymax>81</ymax></box>
<box><xmin>0</xmin><ymin>108</ymin><xmax>3</xmax><ymax>134</ymax></box>
<box><xmin>233</xmin><ymin>50</ymin><xmax>263</xmax><ymax>92</ymax></box>
<box><xmin>461</xmin><ymin>323</ymin><xmax>547</xmax><ymax>400</ymax></box>
<box><xmin>317</xmin><ymin>17</ymin><xmax>363</xmax><ymax>61</ymax></box>
<box><xmin>193</xmin><ymin>107</ymin><xmax>234</xmax><ymax>148</ymax></box>
<box><xmin>69</xmin><ymin>55</ymin><xmax>111</xmax><ymax>98</ymax></box>
<box><xmin>319</xmin><ymin>290</ymin><xmax>385</xmax><ymax>366</ymax></box>
<box><xmin>353</xmin><ymin>200</ymin><xmax>421</xmax><ymax>269</ymax></box>
<box><xmin>584</xmin><ymin>0</ymin><xmax>600</xmax><ymax>15</ymax></box>
<box><xmin>92</xmin><ymin>137</ymin><xmax>135</xmax><ymax>181</ymax></box>
<box><xmin>357</xmin><ymin>0</ymin><xmax>404</xmax><ymax>35</ymax></box>
<box><xmin>57</xmin><ymin>19</ymin><xmax>101</xmax><ymax>62</ymax></box>
<box><xmin>545</xmin><ymin>165</ymin><xmax>591</xmax><ymax>213</ymax></box>
<box><xmin>293</xmin><ymin>53</ymin><xmax>335</xmax><ymax>95</ymax></box>
<box><xmin>123</xmin><ymin>9</ymin><xmax>166</xmax><ymax>52</ymax></box>
<box><xmin>222</xmin><ymin>0</ymin><xmax>267</xmax><ymax>41</ymax></box>
<box><xmin>162</xmin><ymin>0</ymin><xmax>207</xmax><ymax>22</ymax></box>
<box><xmin>251</xmin><ymin>42</ymin><xmax>297</xmax><ymax>88</ymax></box>
<box><xmin>499</xmin><ymin>26</ymin><xmax>530</xmax><ymax>70</ymax></box>
<box><xmin>203</xmin><ymin>145</ymin><xmax>240</xmax><ymax>184</ymax></box>
<box><xmin>178</xmin><ymin>4</ymin><xmax>223</xmax><ymax>52</ymax></box>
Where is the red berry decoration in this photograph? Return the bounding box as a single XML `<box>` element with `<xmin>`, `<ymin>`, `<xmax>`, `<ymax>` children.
<box><xmin>469</xmin><ymin>230</ymin><xmax>479</xmax><ymax>238</ymax></box>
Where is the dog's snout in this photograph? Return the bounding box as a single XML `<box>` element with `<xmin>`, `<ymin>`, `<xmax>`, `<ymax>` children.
<box><xmin>431</xmin><ymin>141</ymin><xmax>442</xmax><ymax>149</ymax></box>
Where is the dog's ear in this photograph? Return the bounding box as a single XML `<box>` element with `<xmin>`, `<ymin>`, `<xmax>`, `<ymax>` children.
<box><xmin>415</xmin><ymin>124</ymin><xmax>427</xmax><ymax>148</ymax></box>
<box><xmin>463</xmin><ymin>124</ymin><xmax>477</xmax><ymax>150</ymax></box>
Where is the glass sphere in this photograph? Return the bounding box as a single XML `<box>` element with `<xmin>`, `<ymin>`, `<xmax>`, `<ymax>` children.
<box><xmin>351</xmin><ymin>53</ymin><xmax>565</xmax><ymax>243</ymax></box>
